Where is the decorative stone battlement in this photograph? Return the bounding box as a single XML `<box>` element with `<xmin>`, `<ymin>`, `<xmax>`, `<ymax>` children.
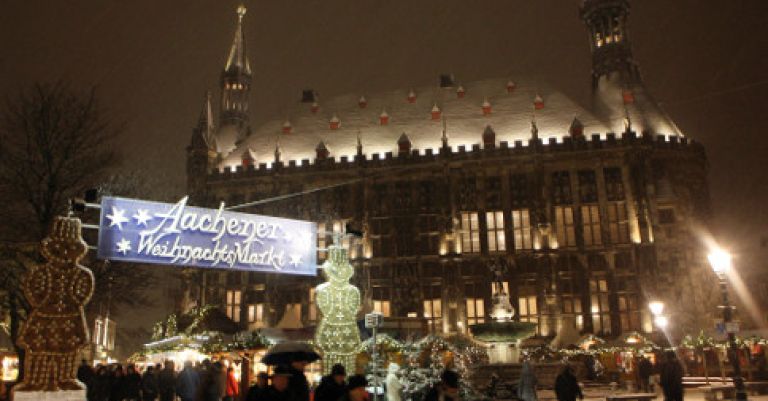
<box><xmin>207</xmin><ymin>131</ymin><xmax>703</xmax><ymax>181</ymax></box>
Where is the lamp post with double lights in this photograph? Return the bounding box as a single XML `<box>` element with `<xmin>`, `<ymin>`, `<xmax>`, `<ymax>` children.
<box><xmin>708</xmin><ymin>249</ymin><xmax>747</xmax><ymax>401</ymax></box>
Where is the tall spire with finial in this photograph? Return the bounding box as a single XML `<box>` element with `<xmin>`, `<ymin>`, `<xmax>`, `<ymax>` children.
<box><xmin>219</xmin><ymin>4</ymin><xmax>253</xmax><ymax>151</ymax></box>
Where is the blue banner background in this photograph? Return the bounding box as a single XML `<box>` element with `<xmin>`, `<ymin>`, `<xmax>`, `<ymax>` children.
<box><xmin>97</xmin><ymin>196</ymin><xmax>317</xmax><ymax>276</ymax></box>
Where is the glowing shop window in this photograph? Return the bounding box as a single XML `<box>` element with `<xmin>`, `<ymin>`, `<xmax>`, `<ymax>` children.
<box><xmin>590</xmin><ymin>278</ymin><xmax>611</xmax><ymax>334</ymax></box>
<box><xmin>512</xmin><ymin>209</ymin><xmax>532</xmax><ymax>250</ymax></box>
<box><xmin>581</xmin><ymin>205</ymin><xmax>602</xmax><ymax>246</ymax></box>
<box><xmin>555</xmin><ymin>206</ymin><xmax>576</xmax><ymax>247</ymax></box>
<box><xmin>486</xmin><ymin>211</ymin><xmax>506</xmax><ymax>252</ymax></box>
<box><xmin>518</xmin><ymin>295</ymin><xmax>539</xmax><ymax>334</ymax></box>
<box><xmin>373</xmin><ymin>300</ymin><xmax>391</xmax><ymax>317</ymax></box>
<box><xmin>466</xmin><ymin>298</ymin><xmax>485</xmax><ymax>325</ymax></box>
<box><xmin>459</xmin><ymin>212</ymin><xmax>480</xmax><ymax>253</ymax></box>
<box><xmin>226</xmin><ymin>290</ymin><xmax>242</xmax><ymax>323</ymax></box>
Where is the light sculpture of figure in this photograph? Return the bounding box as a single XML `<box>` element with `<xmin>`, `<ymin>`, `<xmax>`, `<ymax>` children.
<box><xmin>315</xmin><ymin>235</ymin><xmax>362</xmax><ymax>374</ymax></box>
<box><xmin>385</xmin><ymin>362</ymin><xmax>403</xmax><ymax>401</ymax></box>
<box><xmin>15</xmin><ymin>216</ymin><xmax>94</xmax><ymax>393</ymax></box>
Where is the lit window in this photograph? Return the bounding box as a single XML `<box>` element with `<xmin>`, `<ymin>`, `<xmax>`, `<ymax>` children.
<box><xmin>581</xmin><ymin>205</ymin><xmax>602</xmax><ymax>246</ymax></box>
<box><xmin>317</xmin><ymin>222</ymin><xmax>327</xmax><ymax>260</ymax></box>
<box><xmin>247</xmin><ymin>303</ymin><xmax>264</xmax><ymax>324</ymax></box>
<box><xmin>512</xmin><ymin>209</ymin><xmax>533</xmax><ymax>250</ymax></box>
<box><xmin>423</xmin><ymin>298</ymin><xmax>442</xmax><ymax>332</ymax></box>
<box><xmin>373</xmin><ymin>300</ymin><xmax>391</xmax><ymax>317</ymax></box>
<box><xmin>226</xmin><ymin>290</ymin><xmax>242</xmax><ymax>323</ymax></box>
<box><xmin>466</xmin><ymin>298</ymin><xmax>485</xmax><ymax>325</ymax></box>
<box><xmin>590</xmin><ymin>278</ymin><xmax>611</xmax><ymax>334</ymax></box>
<box><xmin>518</xmin><ymin>294</ymin><xmax>539</xmax><ymax>334</ymax></box>
<box><xmin>460</xmin><ymin>212</ymin><xmax>480</xmax><ymax>253</ymax></box>
<box><xmin>607</xmin><ymin>202</ymin><xmax>629</xmax><ymax>244</ymax></box>
<box><xmin>554</xmin><ymin>206</ymin><xmax>576</xmax><ymax>248</ymax></box>
<box><xmin>486</xmin><ymin>211</ymin><xmax>506</xmax><ymax>252</ymax></box>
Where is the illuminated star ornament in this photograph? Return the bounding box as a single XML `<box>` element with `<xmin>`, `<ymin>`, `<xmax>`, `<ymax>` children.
<box><xmin>116</xmin><ymin>238</ymin><xmax>132</xmax><ymax>255</ymax></box>
<box><xmin>133</xmin><ymin>209</ymin><xmax>152</xmax><ymax>227</ymax></box>
<box><xmin>106</xmin><ymin>206</ymin><xmax>129</xmax><ymax>230</ymax></box>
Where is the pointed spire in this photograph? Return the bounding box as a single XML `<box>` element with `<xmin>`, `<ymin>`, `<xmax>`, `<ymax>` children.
<box><xmin>356</xmin><ymin>131</ymin><xmax>363</xmax><ymax>156</ymax></box>
<box><xmin>241</xmin><ymin>147</ymin><xmax>255</xmax><ymax>167</ymax></box>
<box><xmin>569</xmin><ymin>118</ymin><xmax>584</xmax><ymax>138</ymax></box>
<box><xmin>274</xmin><ymin>140</ymin><xmax>281</xmax><ymax>162</ymax></box>
<box><xmin>192</xmin><ymin>91</ymin><xmax>216</xmax><ymax>150</ymax></box>
<box><xmin>483</xmin><ymin>125</ymin><xmax>496</xmax><ymax>148</ymax></box>
<box><xmin>225</xmin><ymin>4</ymin><xmax>251</xmax><ymax>76</ymax></box>
<box><xmin>316</xmin><ymin>141</ymin><xmax>329</xmax><ymax>160</ymax></box>
<box><xmin>530</xmin><ymin>120</ymin><xmax>539</xmax><ymax>141</ymax></box>
<box><xmin>441</xmin><ymin>117</ymin><xmax>449</xmax><ymax>149</ymax></box>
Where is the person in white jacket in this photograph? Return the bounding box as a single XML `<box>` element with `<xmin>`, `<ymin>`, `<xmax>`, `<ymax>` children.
<box><xmin>385</xmin><ymin>362</ymin><xmax>402</xmax><ymax>401</ymax></box>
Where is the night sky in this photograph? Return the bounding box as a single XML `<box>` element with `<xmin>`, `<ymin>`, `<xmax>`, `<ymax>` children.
<box><xmin>2</xmin><ymin>0</ymin><xmax>767</xmax><ymax>350</ymax></box>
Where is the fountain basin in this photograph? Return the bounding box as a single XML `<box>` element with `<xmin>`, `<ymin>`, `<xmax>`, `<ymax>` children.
<box><xmin>470</xmin><ymin>321</ymin><xmax>538</xmax><ymax>343</ymax></box>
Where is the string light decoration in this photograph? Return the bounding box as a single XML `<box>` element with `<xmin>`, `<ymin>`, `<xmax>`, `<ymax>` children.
<box><xmin>15</xmin><ymin>216</ymin><xmax>94</xmax><ymax>393</ymax></box>
<box><xmin>315</xmin><ymin>239</ymin><xmax>362</xmax><ymax>374</ymax></box>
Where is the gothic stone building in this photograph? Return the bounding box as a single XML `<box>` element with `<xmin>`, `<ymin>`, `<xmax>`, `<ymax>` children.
<box><xmin>184</xmin><ymin>0</ymin><xmax>716</xmax><ymax>340</ymax></box>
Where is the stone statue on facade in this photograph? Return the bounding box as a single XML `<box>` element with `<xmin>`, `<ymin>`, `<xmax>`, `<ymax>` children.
<box><xmin>315</xmin><ymin>234</ymin><xmax>362</xmax><ymax>374</ymax></box>
<box><xmin>15</xmin><ymin>216</ymin><xmax>94</xmax><ymax>394</ymax></box>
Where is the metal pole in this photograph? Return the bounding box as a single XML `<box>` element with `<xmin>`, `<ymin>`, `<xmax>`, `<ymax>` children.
<box><xmin>720</xmin><ymin>277</ymin><xmax>747</xmax><ymax>401</ymax></box>
<box><xmin>372</xmin><ymin>325</ymin><xmax>378</xmax><ymax>401</ymax></box>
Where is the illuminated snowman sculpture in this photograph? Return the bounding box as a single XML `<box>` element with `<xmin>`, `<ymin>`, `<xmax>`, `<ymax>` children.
<box><xmin>315</xmin><ymin>236</ymin><xmax>362</xmax><ymax>374</ymax></box>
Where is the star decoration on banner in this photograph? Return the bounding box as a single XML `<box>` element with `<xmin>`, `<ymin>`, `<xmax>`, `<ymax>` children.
<box><xmin>106</xmin><ymin>206</ymin><xmax>129</xmax><ymax>230</ymax></box>
<box><xmin>116</xmin><ymin>238</ymin><xmax>132</xmax><ymax>255</ymax></box>
<box><xmin>289</xmin><ymin>254</ymin><xmax>302</xmax><ymax>267</ymax></box>
<box><xmin>133</xmin><ymin>209</ymin><xmax>152</xmax><ymax>227</ymax></box>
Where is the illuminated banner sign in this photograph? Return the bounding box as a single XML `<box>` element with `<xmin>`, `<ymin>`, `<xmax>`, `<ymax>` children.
<box><xmin>97</xmin><ymin>196</ymin><xmax>317</xmax><ymax>276</ymax></box>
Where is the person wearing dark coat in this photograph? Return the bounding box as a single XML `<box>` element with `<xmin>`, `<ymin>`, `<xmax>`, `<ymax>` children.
<box><xmin>109</xmin><ymin>365</ymin><xmax>127</xmax><ymax>401</ymax></box>
<box><xmin>203</xmin><ymin>361</ymin><xmax>226</xmax><ymax>401</ymax></box>
<box><xmin>255</xmin><ymin>366</ymin><xmax>293</xmax><ymax>401</ymax></box>
<box><xmin>246</xmin><ymin>372</ymin><xmax>269</xmax><ymax>401</ymax></box>
<box><xmin>337</xmin><ymin>375</ymin><xmax>368</xmax><ymax>401</ymax></box>
<box><xmin>315</xmin><ymin>364</ymin><xmax>348</xmax><ymax>401</ymax></box>
<box><xmin>124</xmin><ymin>364</ymin><xmax>143</xmax><ymax>401</ymax></box>
<box><xmin>660</xmin><ymin>351</ymin><xmax>684</xmax><ymax>401</ymax></box>
<box><xmin>554</xmin><ymin>365</ymin><xmax>583</xmax><ymax>401</ymax></box>
<box><xmin>142</xmin><ymin>365</ymin><xmax>160</xmax><ymax>401</ymax></box>
<box><xmin>177</xmin><ymin>361</ymin><xmax>201</xmax><ymax>401</ymax></box>
<box><xmin>77</xmin><ymin>359</ymin><xmax>94</xmax><ymax>393</ymax></box>
<box><xmin>91</xmin><ymin>365</ymin><xmax>111</xmax><ymax>401</ymax></box>
<box><xmin>158</xmin><ymin>361</ymin><xmax>178</xmax><ymax>401</ymax></box>
<box><xmin>285</xmin><ymin>358</ymin><xmax>311</xmax><ymax>401</ymax></box>
<box><xmin>424</xmin><ymin>370</ymin><xmax>460</xmax><ymax>401</ymax></box>
<box><xmin>637</xmin><ymin>356</ymin><xmax>654</xmax><ymax>392</ymax></box>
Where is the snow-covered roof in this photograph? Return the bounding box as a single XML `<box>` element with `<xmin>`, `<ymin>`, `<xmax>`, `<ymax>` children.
<box><xmin>218</xmin><ymin>76</ymin><xmax>679</xmax><ymax>169</ymax></box>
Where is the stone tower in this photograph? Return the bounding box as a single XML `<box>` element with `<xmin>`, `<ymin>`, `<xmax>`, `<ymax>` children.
<box><xmin>580</xmin><ymin>0</ymin><xmax>640</xmax><ymax>88</ymax></box>
<box><xmin>218</xmin><ymin>4</ymin><xmax>252</xmax><ymax>154</ymax></box>
<box><xmin>186</xmin><ymin>92</ymin><xmax>218</xmax><ymax>205</ymax></box>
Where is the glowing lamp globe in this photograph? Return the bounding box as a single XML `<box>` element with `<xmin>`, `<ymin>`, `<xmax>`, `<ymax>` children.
<box><xmin>707</xmin><ymin>249</ymin><xmax>732</xmax><ymax>275</ymax></box>
<box><xmin>648</xmin><ymin>301</ymin><xmax>664</xmax><ymax>316</ymax></box>
<box><xmin>654</xmin><ymin>315</ymin><xmax>669</xmax><ymax>329</ymax></box>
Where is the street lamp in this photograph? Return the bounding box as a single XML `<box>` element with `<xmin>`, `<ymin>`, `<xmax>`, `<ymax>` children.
<box><xmin>708</xmin><ymin>248</ymin><xmax>747</xmax><ymax>401</ymax></box>
<box><xmin>648</xmin><ymin>301</ymin><xmax>667</xmax><ymax>331</ymax></box>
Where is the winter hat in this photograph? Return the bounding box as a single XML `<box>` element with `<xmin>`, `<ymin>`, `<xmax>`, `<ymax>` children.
<box><xmin>331</xmin><ymin>364</ymin><xmax>347</xmax><ymax>376</ymax></box>
<box><xmin>347</xmin><ymin>374</ymin><xmax>368</xmax><ymax>390</ymax></box>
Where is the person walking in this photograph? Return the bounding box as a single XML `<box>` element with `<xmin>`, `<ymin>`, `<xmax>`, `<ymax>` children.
<box><xmin>124</xmin><ymin>364</ymin><xmax>143</xmax><ymax>401</ymax></box>
<box><xmin>554</xmin><ymin>365</ymin><xmax>583</xmax><ymax>401</ymax></box>
<box><xmin>660</xmin><ymin>351</ymin><xmax>684</xmax><ymax>401</ymax></box>
<box><xmin>285</xmin><ymin>357</ymin><xmax>311</xmax><ymax>401</ymax></box>
<box><xmin>158</xmin><ymin>360</ymin><xmax>177</xmax><ymax>401</ymax></box>
<box><xmin>518</xmin><ymin>361</ymin><xmax>539</xmax><ymax>401</ymax></box>
<box><xmin>77</xmin><ymin>359</ymin><xmax>94</xmax><ymax>397</ymax></box>
<box><xmin>92</xmin><ymin>365</ymin><xmax>112</xmax><ymax>401</ymax></box>
<box><xmin>260</xmin><ymin>366</ymin><xmax>293</xmax><ymax>401</ymax></box>
<box><xmin>315</xmin><ymin>364</ymin><xmax>347</xmax><ymax>401</ymax></box>
<box><xmin>224</xmin><ymin>366</ymin><xmax>239</xmax><ymax>401</ymax></box>
<box><xmin>203</xmin><ymin>361</ymin><xmax>226</xmax><ymax>401</ymax></box>
<box><xmin>110</xmin><ymin>365</ymin><xmax>126</xmax><ymax>401</ymax></box>
<box><xmin>142</xmin><ymin>365</ymin><xmax>160</xmax><ymax>401</ymax></box>
<box><xmin>246</xmin><ymin>372</ymin><xmax>269</xmax><ymax>401</ymax></box>
<box><xmin>177</xmin><ymin>361</ymin><xmax>201</xmax><ymax>401</ymax></box>
<box><xmin>637</xmin><ymin>356</ymin><xmax>653</xmax><ymax>393</ymax></box>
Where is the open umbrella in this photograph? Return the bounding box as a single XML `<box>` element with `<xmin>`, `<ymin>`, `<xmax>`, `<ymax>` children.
<box><xmin>261</xmin><ymin>341</ymin><xmax>321</xmax><ymax>365</ymax></box>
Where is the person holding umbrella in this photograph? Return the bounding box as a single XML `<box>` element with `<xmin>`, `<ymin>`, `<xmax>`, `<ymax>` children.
<box><xmin>255</xmin><ymin>366</ymin><xmax>293</xmax><ymax>401</ymax></box>
<box><xmin>338</xmin><ymin>375</ymin><xmax>369</xmax><ymax>401</ymax></box>
<box><xmin>261</xmin><ymin>342</ymin><xmax>321</xmax><ymax>401</ymax></box>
